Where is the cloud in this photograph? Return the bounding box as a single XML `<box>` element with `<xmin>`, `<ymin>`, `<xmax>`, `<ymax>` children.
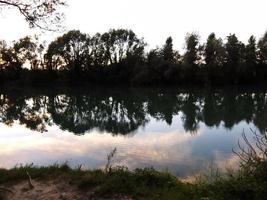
<box><xmin>0</xmin><ymin>119</ymin><xmax>245</xmax><ymax>177</ymax></box>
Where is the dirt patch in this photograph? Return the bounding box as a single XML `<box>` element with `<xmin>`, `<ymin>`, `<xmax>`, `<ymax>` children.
<box><xmin>1</xmin><ymin>178</ymin><xmax>87</xmax><ymax>200</ymax></box>
<box><xmin>0</xmin><ymin>178</ymin><xmax>133</xmax><ymax>200</ymax></box>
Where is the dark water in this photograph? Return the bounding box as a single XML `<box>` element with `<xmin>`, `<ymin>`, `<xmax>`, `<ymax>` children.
<box><xmin>0</xmin><ymin>87</ymin><xmax>266</xmax><ymax>178</ymax></box>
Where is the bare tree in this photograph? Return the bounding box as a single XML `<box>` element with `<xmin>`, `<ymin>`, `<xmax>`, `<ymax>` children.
<box><xmin>234</xmin><ymin>129</ymin><xmax>267</xmax><ymax>174</ymax></box>
<box><xmin>0</xmin><ymin>0</ymin><xmax>66</xmax><ymax>31</ymax></box>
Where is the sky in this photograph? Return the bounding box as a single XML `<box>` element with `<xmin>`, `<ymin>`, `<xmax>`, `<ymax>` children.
<box><xmin>0</xmin><ymin>115</ymin><xmax>243</xmax><ymax>177</ymax></box>
<box><xmin>0</xmin><ymin>0</ymin><xmax>267</xmax><ymax>50</ymax></box>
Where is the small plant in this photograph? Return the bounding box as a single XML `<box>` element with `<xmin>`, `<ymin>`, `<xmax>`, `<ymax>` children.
<box><xmin>105</xmin><ymin>148</ymin><xmax>117</xmax><ymax>173</ymax></box>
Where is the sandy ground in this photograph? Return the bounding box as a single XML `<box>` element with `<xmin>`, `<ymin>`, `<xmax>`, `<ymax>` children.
<box><xmin>0</xmin><ymin>179</ymin><xmax>132</xmax><ymax>200</ymax></box>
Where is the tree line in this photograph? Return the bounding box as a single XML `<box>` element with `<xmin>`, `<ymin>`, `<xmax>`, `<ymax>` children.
<box><xmin>1</xmin><ymin>29</ymin><xmax>267</xmax><ymax>86</ymax></box>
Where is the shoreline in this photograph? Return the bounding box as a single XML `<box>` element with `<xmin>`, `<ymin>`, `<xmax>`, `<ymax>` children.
<box><xmin>0</xmin><ymin>160</ymin><xmax>266</xmax><ymax>200</ymax></box>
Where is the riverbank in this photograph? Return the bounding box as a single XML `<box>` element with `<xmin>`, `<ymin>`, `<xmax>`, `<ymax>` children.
<box><xmin>0</xmin><ymin>160</ymin><xmax>266</xmax><ymax>200</ymax></box>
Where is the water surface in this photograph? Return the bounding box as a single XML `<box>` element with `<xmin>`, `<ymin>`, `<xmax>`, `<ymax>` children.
<box><xmin>0</xmin><ymin>87</ymin><xmax>265</xmax><ymax>178</ymax></box>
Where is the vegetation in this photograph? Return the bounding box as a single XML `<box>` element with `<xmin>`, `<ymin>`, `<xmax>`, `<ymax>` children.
<box><xmin>1</xmin><ymin>29</ymin><xmax>267</xmax><ymax>86</ymax></box>
<box><xmin>0</xmin><ymin>131</ymin><xmax>266</xmax><ymax>199</ymax></box>
<box><xmin>0</xmin><ymin>0</ymin><xmax>66</xmax><ymax>30</ymax></box>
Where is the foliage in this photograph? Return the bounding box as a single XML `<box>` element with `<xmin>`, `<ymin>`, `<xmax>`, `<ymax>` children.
<box><xmin>1</xmin><ymin>29</ymin><xmax>267</xmax><ymax>86</ymax></box>
<box><xmin>197</xmin><ymin>131</ymin><xmax>267</xmax><ymax>200</ymax></box>
<box><xmin>183</xmin><ymin>32</ymin><xmax>201</xmax><ymax>66</ymax></box>
<box><xmin>0</xmin><ymin>0</ymin><xmax>66</xmax><ymax>30</ymax></box>
<box><xmin>258</xmin><ymin>32</ymin><xmax>267</xmax><ymax>65</ymax></box>
<box><xmin>46</xmin><ymin>30</ymin><xmax>88</xmax><ymax>73</ymax></box>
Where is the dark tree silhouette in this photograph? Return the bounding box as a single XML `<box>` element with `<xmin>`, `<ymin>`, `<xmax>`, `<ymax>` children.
<box><xmin>1</xmin><ymin>29</ymin><xmax>267</xmax><ymax>86</ymax></box>
<box><xmin>225</xmin><ymin>34</ymin><xmax>244</xmax><ymax>83</ymax></box>
<box><xmin>0</xmin><ymin>40</ymin><xmax>22</xmax><ymax>75</ymax></box>
<box><xmin>182</xmin><ymin>33</ymin><xmax>201</xmax><ymax>83</ymax></box>
<box><xmin>258</xmin><ymin>32</ymin><xmax>267</xmax><ymax>65</ymax></box>
<box><xmin>204</xmin><ymin>33</ymin><xmax>226</xmax><ymax>84</ymax></box>
<box><xmin>13</xmin><ymin>36</ymin><xmax>38</xmax><ymax>70</ymax></box>
<box><xmin>46</xmin><ymin>30</ymin><xmax>88</xmax><ymax>74</ymax></box>
<box><xmin>241</xmin><ymin>36</ymin><xmax>258</xmax><ymax>82</ymax></box>
<box><xmin>100</xmin><ymin>29</ymin><xmax>146</xmax><ymax>65</ymax></box>
<box><xmin>161</xmin><ymin>37</ymin><xmax>175</xmax><ymax>63</ymax></box>
<box><xmin>183</xmin><ymin>33</ymin><xmax>201</xmax><ymax>66</ymax></box>
<box><xmin>204</xmin><ymin>33</ymin><xmax>226</xmax><ymax>67</ymax></box>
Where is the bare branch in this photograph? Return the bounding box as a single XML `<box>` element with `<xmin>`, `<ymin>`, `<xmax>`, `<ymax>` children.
<box><xmin>234</xmin><ymin>129</ymin><xmax>267</xmax><ymax>173</ymax></box>
<box><xmin>0</xmin><ymin>0</ymin><xmax>66</xmax><ymax>31</ymax></box>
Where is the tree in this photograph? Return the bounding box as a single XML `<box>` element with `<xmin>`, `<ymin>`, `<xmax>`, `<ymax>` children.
<box><xmin>13</xmin><ymin>36</ymin><xmax>38</xmax><ymax>70</ymax></box>
<box><xmin>45</xmin><ymin>30</ymin><xmax>88</xmax><ymax>73</ymax></box>
<box><xmin>0</xmin><ymin>0</ymin><xmax>66</xmax><ymax>30</ymax></box>
<box><xmin>147</xmin><ymin>48</ymin><xmax>161</xmax><ymax>66</ymax></box>
<box><xmin>204</xmin><ymin>33</ymin><xmax>226</xmax><ymax>67</ymax></box>
<box><xmin>225</xmin><ymin>34</ymin><xmax>244</xmax><ymax>83</ymax></box>
<box><xmin>161</xmin><ymin>37</ymin><xmax>174</xmax><ymax>62</ymax></box>
<box><xmin>243</xmin><ymin>36</ymin><xmax>257</xmax><ymax>80</ymax></box>
<box><xmin>0</xmin><ymin>40</ymin><xmax>8</xmax><ymax>70</ymax></box>
<box><xmin>245</xmin><ymin>36</ymin><xmax>257</xmax><ymax>66</ymax></box>
<box><xmin>204</xmin><ymin>33</ymin><xmax>226</xmax><ymax>83</ymax></box>
<box><xmin>258</xmin><ymin>32</ymin><xmax>267</xmax><ymax>65</ymax></box>
<box><xmin>86</xmin><ymin>33</ymin><xmax>106</xmax><ymax>67</ymax></box>
<box><xmin>37</xmin><ymin>42</ymin><xmax>46</xmax><ymax>70</ymax></box>
<box><xmin>0</xmin><ymin>40</ymin><xmax>22</xmax><ymax>71</ymax></box>
<box><xmin>100</xmin><ymin>29</ymin><xmax>146</xmax><ymax>65</ymax></box>
<box><xmin>183</xmin><ymin>33</ymin><xmax>201</xmax><ymax>66</ymax></box>
<box><xmin>183</xmin><ymin>33</ymin><xmax>201</xmax><ymax>82</ymax></box>
<box><xmin>257</xmin><ymin>32</ymin><xmax>267</xmax><ymax>80</ymax></box>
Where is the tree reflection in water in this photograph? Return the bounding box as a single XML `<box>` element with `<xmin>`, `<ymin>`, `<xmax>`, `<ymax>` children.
<box><xmin>0</xmin><ymin>88</ymin><xmax>267</xmax><ymax>135</ymax></box>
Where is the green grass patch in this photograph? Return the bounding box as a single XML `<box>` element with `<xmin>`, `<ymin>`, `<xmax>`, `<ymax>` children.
<box><xmin>78</xmin><ymin>167</ymin><xmax>195</xmax><ymax>200</ymax></box>
<box><xmin>0</xmin><ymin>162</ymin><xmax>266</xmax><ymax>199</ymax></box>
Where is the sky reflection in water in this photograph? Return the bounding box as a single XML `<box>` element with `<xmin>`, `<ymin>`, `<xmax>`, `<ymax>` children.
<box><xmin>0</xmin><ymin>88</ymin><xmax>264</xmax><ymax>177</ymax></box>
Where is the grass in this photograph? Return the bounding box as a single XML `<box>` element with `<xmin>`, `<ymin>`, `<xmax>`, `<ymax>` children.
<box><xmin>0</xmin><ymin>163</ymin><xmax>266</xmax><ymax>200</ymax></box>
<box><xmin>78</xmin><ymin>167</ymin><xmax>193</xmax><ymax>199</ymax></box>
<box><xmin>0</xmin><ymin>131</ymin><xmax>267</xmax><ymax>199</ymax></box>
<box><xmin>0</xmin><ymin>164</ymin><xmax>193</xmax><ymax>199</ymax></box>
